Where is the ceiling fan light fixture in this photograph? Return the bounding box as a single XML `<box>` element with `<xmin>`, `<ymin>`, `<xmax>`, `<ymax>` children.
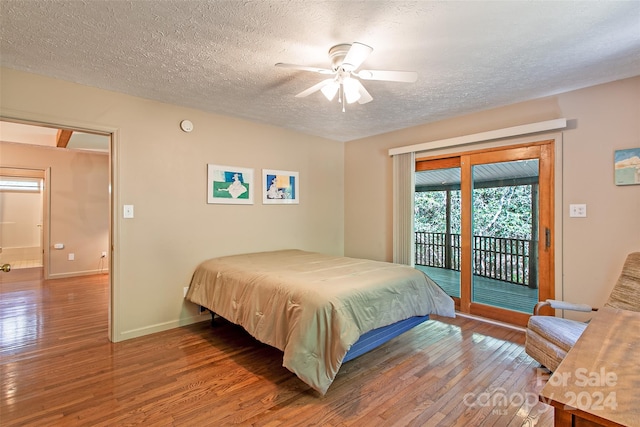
<box><xmin>343</xmin><ymin>78</ymin><xmax>361</xmax><ymax>104</ymax></box>
<box><xmin>321</xmin><ymin>81</ymin><xmax>339</xmax><ymax>101</ymax></box>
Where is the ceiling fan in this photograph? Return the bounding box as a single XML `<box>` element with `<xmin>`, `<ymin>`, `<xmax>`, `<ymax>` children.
<box><xmin>276</xmin><ymin>42</ymin><xmax>417</xmax><ymax>112</ymax></box>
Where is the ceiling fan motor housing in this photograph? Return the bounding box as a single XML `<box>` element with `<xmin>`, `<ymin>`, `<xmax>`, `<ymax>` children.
<box><xmin>328</xmin><ymin>44</ymin><xmax>353</xmax><ymax>71</ymax></box>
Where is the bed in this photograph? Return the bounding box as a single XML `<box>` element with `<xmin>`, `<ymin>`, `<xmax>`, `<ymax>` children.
<box><xmin>185</xmin><ymin>249</ymin><xmax>454</xmax><ymax>394</ymax></box>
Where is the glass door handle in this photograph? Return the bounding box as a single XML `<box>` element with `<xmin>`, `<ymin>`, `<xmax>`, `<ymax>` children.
<box><xmin>545</xmin><ymin>228</ymin><xmax>551</xmax><ymax>249</ymax></box>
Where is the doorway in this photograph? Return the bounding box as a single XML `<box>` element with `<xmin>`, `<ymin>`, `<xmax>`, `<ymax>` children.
<box><xmin>414</xmin><ymin>141</ymin><xmax>554</xmax><ymax>326</ymax></box>
<box><xmin>0</xmin><ymin>119</ymin><xmax>112</xmax><ymax>336</ymax></box>
<box><xmin>0</xmin><ymin>168</ymin><xmax>45</xmax><ymax>269</ymax></box>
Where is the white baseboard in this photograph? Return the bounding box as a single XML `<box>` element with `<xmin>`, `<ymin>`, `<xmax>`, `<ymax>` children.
<box><xmin>47</xmin><ymin>269</ymin><xmax>109</xmax><ymax>279</ymax></box>
<box><xmin>116</xmin><ymin>312</ymin><xmax>210</xmax><ymax>342</ymax></box>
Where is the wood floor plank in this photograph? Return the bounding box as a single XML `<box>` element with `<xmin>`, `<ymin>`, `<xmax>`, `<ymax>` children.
<box><xmin>0</xmin><ymin>270</ymin><xmax>553</xmax><ymax>426</ymax></box>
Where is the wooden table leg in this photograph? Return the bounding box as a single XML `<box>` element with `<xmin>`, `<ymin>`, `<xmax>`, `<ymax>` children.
<box><xmin>553</xmin><ymin>405</ymin><xmax>573</xmax><ymax>426</ymax></box>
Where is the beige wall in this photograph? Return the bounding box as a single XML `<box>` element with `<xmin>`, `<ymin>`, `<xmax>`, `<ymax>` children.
<box><xmin>0</xmin><ymin>142</ymin><xmax>109</xmax><ymax>276</ymax></box>
<box><xmin>2</xmin><ymin>65</ymin><xmax>637</xmax><ymax>337</ymax></box>
<box><xmin>345</xmin><ymin>76</ymin><xmax>640</xmax><ymax>319</ymax></box>
<box><xmin>0</xmin><ymin>67</ymin><xmax>344</xmax><ymax>341</ymax></box>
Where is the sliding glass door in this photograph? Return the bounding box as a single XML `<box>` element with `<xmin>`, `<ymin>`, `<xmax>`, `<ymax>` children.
<box><xmin>415</xmin><ymin>142</ymin><xmax>554</xmax><ymax>325</ymax></box>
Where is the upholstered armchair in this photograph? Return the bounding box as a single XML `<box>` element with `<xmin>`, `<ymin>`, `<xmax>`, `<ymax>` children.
<box><xmin>525</xmin><ymin>252</ymin><xmax>640</xmax><ymax>371</ymax></box>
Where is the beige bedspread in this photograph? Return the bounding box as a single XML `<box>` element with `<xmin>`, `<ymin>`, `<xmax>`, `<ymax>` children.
<box><xmin>186</xmin><ymin>249</ymin><xmax>454</xmax><ymax>394</ymax></box>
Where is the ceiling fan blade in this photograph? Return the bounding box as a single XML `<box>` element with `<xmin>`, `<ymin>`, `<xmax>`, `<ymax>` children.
<box><xmin>342</xmin><ymin>42</ymin><xmax>373</xmax><ymax>71</ymax></box>
<box><xmin>357</xmin><ymin>69</ymin><xmax>418</xmax><ymax>83</ymax></box>
<box><xmin>275</xmin><ymin>63</ymin><xmax>333</xmax><ymax>74</ymax></box>
<box><xmin>295</xmin><ymin>79</ymin><xmax>335</xmax><ymax>98</ymax></box>
<box><xmin>354</xmin><ymin>80</ymin><xmax>373</xmax><ymax>104</ymax></box>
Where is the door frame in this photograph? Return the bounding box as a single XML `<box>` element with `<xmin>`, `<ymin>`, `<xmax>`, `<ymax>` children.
<box><xmin>0</xmin><ymin>167</ymin><xmax>49</xmax><ymax>272</ymax></box>
<box><xmin>416</xmin><ymin>140</ymin><xmax>556</xmax><ymax>326</ymax></box>
<box><xmin>0</xmin><ymin>113</ymin><xmax>117</xmax><ymax>341</ymax></box>
<box><xmin>463</xmin><ymin>142</ymin><xmax>554</xmax><ymax>325</ymax></box>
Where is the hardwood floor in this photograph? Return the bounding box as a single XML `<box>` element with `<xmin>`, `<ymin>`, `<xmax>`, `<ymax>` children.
<box><xmin>0</xmin><ymin>269</ymin><xmax>553</xmax><ymax>426</ymax></box>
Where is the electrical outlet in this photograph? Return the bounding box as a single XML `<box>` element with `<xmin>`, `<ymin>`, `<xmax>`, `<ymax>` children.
<box><xmin>183</xmin><ymin>287</ymin><xmax>189</xmax><ymax>298</ymax></box>
<box><xmin>569</xmin><ymin>204</ymin><xmax>587</xmax><ymax>218</ymax></box>
<box><xmin>68</xmin><ymin>253</ymin><xmax>75</xmax><ymax>261</ymax></box>
<box><xmin>101</xmin><ymin>251</ymin><xmax>107</xmax><ymax>258</ymax></box>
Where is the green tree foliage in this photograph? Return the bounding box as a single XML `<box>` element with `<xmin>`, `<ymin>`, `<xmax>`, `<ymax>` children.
<box><xmin>415</xmin><ymin>190</ymin><xmax>460</xmax><ymax>233</ymax></box>
<box><xmin>473</xmin><ymin>186</ymin><xmax>532</xmax><ymax>239</ymax></box>
<box><xmin>415</xmin><ymin>185</ymin><xmax>533</xmax><ymax>239</ymax></box>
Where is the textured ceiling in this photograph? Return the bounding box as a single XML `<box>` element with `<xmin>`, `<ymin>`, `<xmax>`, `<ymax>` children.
<box><xmin>1</xmin><ymin>1</ymin><xmax>639</xmax><ymax>142</ymax></box>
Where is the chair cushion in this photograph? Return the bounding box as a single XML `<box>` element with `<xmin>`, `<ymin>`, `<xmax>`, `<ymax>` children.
<box><xmin>527</xmin><ymin>315</ymin><xmax>588</xmax><ymax>353</ymax></box>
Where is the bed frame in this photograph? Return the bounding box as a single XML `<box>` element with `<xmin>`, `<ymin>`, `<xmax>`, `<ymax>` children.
<box><xmin>207</xmin><ymin>309</ymin><xmax>429</xmax><ymax>363</ymax></box>
<box><xmin>342</xmin><ymin>314</ymin><xmax>430</xmax><ymax>362</ymax></box>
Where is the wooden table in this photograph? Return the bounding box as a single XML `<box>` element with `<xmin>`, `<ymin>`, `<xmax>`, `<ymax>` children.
<box><xmin>540</xmin><ymin>307</ymin><xmax>640</xmax><ymax>426</ymax></box>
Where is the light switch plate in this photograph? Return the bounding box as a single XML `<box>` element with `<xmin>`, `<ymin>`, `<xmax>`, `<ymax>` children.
<box><xmin>123</xmin><ymin>204</ymin><xmax>134</xmax><ymax>219</ymax></box>
<box><xmin>569</xmin><ymin>204</ymin><xmax>587</xmax><ymax>218</ymax></box>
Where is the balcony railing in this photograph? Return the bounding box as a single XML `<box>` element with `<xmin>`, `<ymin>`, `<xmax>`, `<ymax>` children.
<box><xmin>415</xmin><ymin>231</ymin><xmax>537</xmax><ymax>288</ymax></box>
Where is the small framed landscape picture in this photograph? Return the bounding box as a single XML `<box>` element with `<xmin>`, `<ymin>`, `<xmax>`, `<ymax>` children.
<box><xmin>614</xmin><ymin>148</ymin><xmax>640</xmax><ymax>186</ymax></box>
<box><xmin>262</xmin><ymin>169</ymin><xmax>299</xmax><ymax>204</ymax></box>
<box><xmin>207</xmin><ymin>164</ymin><xmax>254</xmax><ymax>204</ymax></box>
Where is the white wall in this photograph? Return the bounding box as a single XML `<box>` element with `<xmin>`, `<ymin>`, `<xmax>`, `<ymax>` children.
<box><xmin>0</xmin><ymin>67</ymin><xmax>345</xmax><ymax>341</ymax></box>
<box><xmin>345</xmin><ymin>76</ymin><xmax>640</xmax><ymax>319</ymax></box>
